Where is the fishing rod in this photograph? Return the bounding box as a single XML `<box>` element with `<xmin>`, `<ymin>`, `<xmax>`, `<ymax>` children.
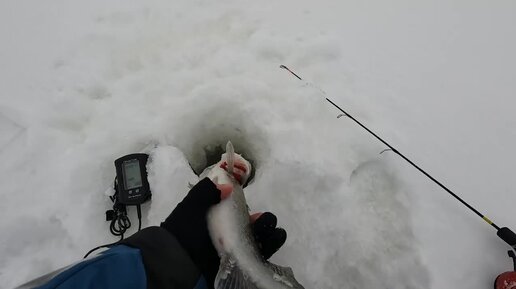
<box><xmin>279</xmin><ymin>64</ymin><xmax>516</xmax><ymax>249</ymax></box>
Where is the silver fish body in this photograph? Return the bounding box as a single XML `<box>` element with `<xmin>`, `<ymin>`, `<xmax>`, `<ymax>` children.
<box><xmin>207</xmin><ymin>143</ymin><xmax>305</xmax><ymax>289</ymax></box>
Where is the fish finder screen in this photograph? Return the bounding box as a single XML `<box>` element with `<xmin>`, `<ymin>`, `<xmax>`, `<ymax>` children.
<box><xmin>123</xmin><ymin>159</ymin><xmax>142</xmax><ymax>190</ymax></box>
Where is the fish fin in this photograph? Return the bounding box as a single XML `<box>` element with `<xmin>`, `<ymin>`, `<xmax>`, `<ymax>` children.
<box><xmin>214</xmin><ymin>255</ymin><xmax>259</xmax><ymax>289</ymax></box>
<box><xmin>267</xmin><ymin>262</ymin><xmax>306</xmax><ymax>289</ymax></box>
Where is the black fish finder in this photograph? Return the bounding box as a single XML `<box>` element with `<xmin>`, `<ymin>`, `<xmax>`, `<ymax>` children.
<box><xmin>114</xmin><ymin>153</ymin><xmax>151</xmax><ymax>205</ymax></box>
<box><xmin>85</xmin><ymin>153</ymin><xmax>152</xmax><ymax>258</ymax></box>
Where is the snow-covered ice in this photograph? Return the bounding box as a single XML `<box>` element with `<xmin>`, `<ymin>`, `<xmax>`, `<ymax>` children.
<box><xmin>1</xmin><ymin>1</ymin><xmax>515</xmax><ymax>288</ymax></box>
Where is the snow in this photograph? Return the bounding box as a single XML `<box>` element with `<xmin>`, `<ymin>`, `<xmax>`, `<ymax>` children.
<box><xmin>1</xmin><ymin>0</ymin><xmax>515</xmax><ymax>288</ymax></box>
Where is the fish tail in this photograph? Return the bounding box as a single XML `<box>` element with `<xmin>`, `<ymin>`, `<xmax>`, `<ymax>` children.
<box><xmin>214</xmin><ymin>254</ymin><xmax>305</xmax><ymax>289</ymax></box>
<box><xmin>215</xmin><ymin>254</ymin><xmax>259</xmax><ymax>289</ymax></box>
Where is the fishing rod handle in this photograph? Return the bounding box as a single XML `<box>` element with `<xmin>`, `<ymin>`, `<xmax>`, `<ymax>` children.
<box><xmin>498</xmin><ymin>227</ymin><xmax>516</xmax><ymax>248</ymax></box>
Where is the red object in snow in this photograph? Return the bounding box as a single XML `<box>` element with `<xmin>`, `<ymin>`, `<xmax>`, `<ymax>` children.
<box><xmin>495</xmin><ymin>272</ymin><xmax>516</xmax><ymax>289</ymax></box>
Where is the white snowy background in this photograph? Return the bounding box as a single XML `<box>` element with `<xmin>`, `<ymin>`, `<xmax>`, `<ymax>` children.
<box><xmin>1</xmin><ymin>1</ymin><xmax>515</xmax><ymax>288</ymax></box>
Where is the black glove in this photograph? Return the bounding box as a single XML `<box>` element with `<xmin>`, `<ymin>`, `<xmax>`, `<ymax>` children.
<box><xmin>251</xmin><ymin>212</ymin><xmax>287</xmax><ymax>260</ymax></box>
<box><xmin>161</xmin><ymin>178</ymin><xmax>286</xmax><ymax>288</ymax></box>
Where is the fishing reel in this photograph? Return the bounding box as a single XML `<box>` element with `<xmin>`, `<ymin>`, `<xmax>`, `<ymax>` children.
<box><xmin>494</xmin><ymin>250</ymin><xmax>516</xmax><ymax>289</ymax></box>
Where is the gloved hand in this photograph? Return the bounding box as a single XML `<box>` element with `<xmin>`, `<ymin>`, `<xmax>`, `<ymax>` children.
<box><xmin>250</xmin><ymin>211</ymin><xmax>287</xmax><ymax>260</ymax></box>
<box><xmin>161</xmin><ymin>178</ymin><xmax>286</xmax><ymax>288</ymax></box>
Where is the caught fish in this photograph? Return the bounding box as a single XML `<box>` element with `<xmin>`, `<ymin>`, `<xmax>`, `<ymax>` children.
<box><xmin>207</xmin><ymin>141</ymin><xmax>305</xmax><ymax>289</ymax></box>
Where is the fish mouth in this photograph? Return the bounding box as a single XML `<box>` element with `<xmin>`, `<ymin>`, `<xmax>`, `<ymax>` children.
<box><xmin>188</xmin><ymin>142</ymin><xmax>257</xmax><ymax>187</ymax></box>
